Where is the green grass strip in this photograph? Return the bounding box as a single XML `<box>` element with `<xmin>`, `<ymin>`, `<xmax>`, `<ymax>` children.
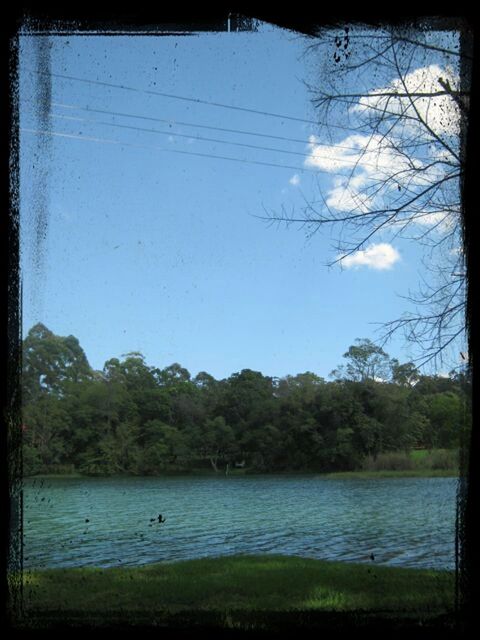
<box><xmin>20</xmin><ymin>554</ymin><xmax>454</xmax><ymax>618</ymax></box>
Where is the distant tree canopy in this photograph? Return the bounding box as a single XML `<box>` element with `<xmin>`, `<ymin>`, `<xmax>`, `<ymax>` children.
<box><xmin>21</xmin><ymin>324</ymin><xmax>470</xmax><ymax>477</ymax></box>
<box><xmin>331</xmin><ymin>338</ymin><xmax>393</xmax><ymax>382</ymax></box>
<box><xmin>22</xmin><ymin>323</ymin><xmax>92</xmax><ymax>402</ymax></box>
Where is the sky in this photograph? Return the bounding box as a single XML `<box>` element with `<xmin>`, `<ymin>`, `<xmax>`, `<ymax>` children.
<box><xmin>18</xmin><ymin>21</ymin><xmax>465</xmax><ymax>380</ymax></box>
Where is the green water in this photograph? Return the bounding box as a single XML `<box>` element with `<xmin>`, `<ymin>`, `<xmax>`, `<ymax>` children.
<box><xmin>22</xmin><ymin>474</ymin><xmax>457</xmax><ymax>570</ymax></box>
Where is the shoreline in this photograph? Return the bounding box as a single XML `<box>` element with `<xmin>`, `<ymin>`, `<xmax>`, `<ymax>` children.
<box><xmin>23</xmin><ymin>468</ymin><xmax>459</xmax><ymax>480</ymax></box>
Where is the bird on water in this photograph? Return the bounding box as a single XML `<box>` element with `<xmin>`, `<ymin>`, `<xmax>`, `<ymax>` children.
<box><xmin>149</xmin><ymin>514</ymin><xmax>167</xmax><ymax>524</ymax></box>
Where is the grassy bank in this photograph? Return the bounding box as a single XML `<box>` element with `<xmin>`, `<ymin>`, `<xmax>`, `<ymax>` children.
<box><xmin>18</xmin><ymin>555</ymin><xmax>455</xmax><ymax>628</ymax></box>
<box><xmin>358</xmin><ymin>448</ymin><xmax>458</xmax><ymax>473</ymax></box>
<box><xmin>321</xmin><ymin>469</ymin><xmax>458</xmax><ymax>479</ymax></box>
<box><xmin>23</xmin><ymin>449</ymin><xmax>459</xmax><ymax>480</ymax></box>
<box><xmin>25</xmin><ymin>468</ymin><xmax>458</xmax><ymax>480</ymax></box>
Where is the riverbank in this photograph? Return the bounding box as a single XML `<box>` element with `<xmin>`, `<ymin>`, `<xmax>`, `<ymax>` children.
<box><xmin>321</xmin><ymin>469</ymin><xmax>458</xmax><ymax>479</ymax></box>
<box><xmin>24</xmin><ymin>468</ymin><xmax>459</xmax><ymax>480</ymax></box>
<box><xmin>18</xmin><ymin>554</ymin><xmax>455</xmax><ymax>629</ymax></box>
<box><xmin>22</xmin><ymin>448</ymin><xmax>460</xmax><ymax>479</ymax></box>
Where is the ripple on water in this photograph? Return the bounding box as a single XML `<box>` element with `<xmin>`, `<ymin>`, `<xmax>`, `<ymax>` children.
<box><xmin>22</xmin><ymin>475</ymin><xmax>457</xmax><ymax>570</ymax></box>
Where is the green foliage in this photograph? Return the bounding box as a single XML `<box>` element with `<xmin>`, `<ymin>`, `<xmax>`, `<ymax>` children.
<box><xmin>22</xmin><ymin>444</ymin><xmax>43</xmax><ymax>476</ymax></box>
<box><xmin>362</xmin><ymin>452</ymin><xmax>416</xmax><ymax>472</ymax></box>
<box><xmin>391</xmin><ymin>360</ymin><xmax>420</xmax><ymax>387</ymax></box>
<box><xmin>425</xmin><ymin>392</ymin><xmax>463</xmax><ymax>448</ymax></box>
<box><xmin>361</xmin><ymin>449</ymin><xmax>458</xmax><ymax>472</ymax></box>
<box><xmin>422</xmin><ymin>449</ymin><xmax>459</xmax><ymax>470</ymax></box>
<box><xmin>331</xmin><ymin>338</ymin><xmax>392</xmax><ymax>382</ymax></box>
<box><xmin>22</xmin><ymin>323</ymin><xmax>92</xmax><ymax>403</ymax></box>
<box><xmin>21</xmin><ymin>326</ymin><xmax>470</xmax><ymax>476</ymax></box>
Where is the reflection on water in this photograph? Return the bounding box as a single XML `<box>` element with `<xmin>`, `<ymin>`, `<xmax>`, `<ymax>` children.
<box><xmin>22</xmin><ymin>475</ymin><xmax>457</xmax><ymax>570</ymax></box>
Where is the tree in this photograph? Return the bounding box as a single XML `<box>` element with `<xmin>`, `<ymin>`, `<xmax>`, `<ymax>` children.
<box><xmin>187</xmin><ymin>416</ymin><xmax>237</xmax><ymax>472</ymax></box>
<box><xmin>155</xmin><ymin>363</ymin><xmax>191</xmax><ymax>387</ymax></box>
<box><xmin>425</xmin><ymin>391</ymin><xmax>463</xmax><ymax>449</ymax></box>
<box><xmin>22</xmin><ymin>323</ymin><xmax>92</xmax><ymax>401</ymax></box>
<box><xmin>390</xmin><ymin>359</ymin><xmax>420</xmax><ymax>387</ymax></box>
<box><xmin>138</xmin><ymin>420</ymin><xmax>189</xmax><ymax>473</ymax></box>
<box><xmin>331</xmin><ymin>338</ymin><xmax>392</xmax><ymax>382</ymax></box>
<box><xmin>22</xmin><ymin>393</ymin><xmax>72</xmax><ymax>466</ymax></box>
<box><xmin>311</xmin><ymin>379</ymin><xmax>366</xmax><ymax>469</ymax></box>
<box><xmin>275</xmin><ymin>372</ymin><xmax>325</xmax><ymax>401</ymax></box>
<box><xmin>239</xmin><ymin>423</ymin><xmax>283</xmax><ymax>472</ymax></box>
<box><xmin>264</xmin><ymin>23</ymin><xmax>472</xmax><ymax>369</ymax></box>
<box><xmin>218</xmin><ymin>369</ymin><xmax>276</xmax><ymax>434</ymax></box>
<box><xmin>20</xmin><ymin>322</ymin><xmax>466</xmax><ymax>477</ymax></box>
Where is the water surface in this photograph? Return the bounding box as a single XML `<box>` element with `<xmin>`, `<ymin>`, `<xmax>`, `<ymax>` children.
<box><xmin>22</xmin><ymin>475</ymin><xmax>457</xmax><ymax>570</ymax></box>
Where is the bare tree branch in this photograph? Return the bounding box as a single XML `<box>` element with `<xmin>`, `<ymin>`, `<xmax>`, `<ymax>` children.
<box><xmin>262</xmin><ymin>24</ymin><xmax>470</xmax><ymax>371</ymax></box>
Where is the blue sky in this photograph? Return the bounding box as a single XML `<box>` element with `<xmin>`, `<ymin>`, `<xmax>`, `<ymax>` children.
<box><xmin>18</xmin><ymin>23</ymin><xmax>463</xmax><ymax>380</ymax></box>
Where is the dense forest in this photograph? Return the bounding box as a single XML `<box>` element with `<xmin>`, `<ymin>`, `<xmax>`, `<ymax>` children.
<box><xmin>21</xmin><ymin>324</ymin><xmax>470</xmax><ymax>477</ymax></box>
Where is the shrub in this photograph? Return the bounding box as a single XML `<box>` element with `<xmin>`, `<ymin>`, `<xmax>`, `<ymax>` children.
<box><xmin>22</xmin><ymin>445</ymin><xmax>43</xmax><ymax>476</ymax></box>
<box><xmin>42</xmin><ymin>463</ymin><xmax>76</xmax><ymax>475</ymax></box>
<box><xmin>361</xmin><ymin>452</ymin><xmax>415</xmax><ymax>471</ymax></box>
<box><xmin>422</xmin><ymin>449</ymin><xmax>459</xmax><ymax>470</ymax></box>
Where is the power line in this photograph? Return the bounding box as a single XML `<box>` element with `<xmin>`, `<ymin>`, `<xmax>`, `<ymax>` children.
<box><xmin>25</xmin><ymin>98</ymin><xmax>438</xmax><ymax>162</ymax></box>
<box><xmin>45</xmin><ymin>111</ymin><xmax>432</xmax><ymax>174</ymax></box>
<box><xmin>27</xmin><ymin>125</ymin><xmax>428</xmax><ymax>182</ymax></box>
<box><xmin>30</xmin><ymin>68</ymin><xmax>320</xmax><ymax>125</ymax></box>
<box><xmin>50</xmin><ymin>101</ymin><xmax>320</xmax><ymax>146</ymax></box>
<box><xmin>47</xmin><ymin>113</ymin><xmax>317</xmax><ymax>160</ymax></box>
<box><xmin>20</xmin><ymin>127</ymin><xmax>341</xmax><ymax>175</ymax></box>
<box><xmin>28</xmin><ymin>68</ymin><xmax>369</xmax><ymax>134</ymax></box>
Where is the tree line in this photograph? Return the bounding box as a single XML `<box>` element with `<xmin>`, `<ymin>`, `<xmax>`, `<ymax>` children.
<box><xmin>21</xmin><ymin>324</ymin><xmax>470</xmax><ymax>477</ymax></box>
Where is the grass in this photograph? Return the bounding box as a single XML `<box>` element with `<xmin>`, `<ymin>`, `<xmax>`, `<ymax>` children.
<box><xmin>27</xmin><ymin>466</ymin><xmax>459</xmax><ymax>481</ymax></box>
<box><xmin>16</xmin><ymin>554</ymin><xmax>455</xmax><ymax>629</ymax></box>
<box><xmin>410</xmin><ymin>449</ymin><xmax>431</xmax><ymax>462</ymax></box>
<box><xmin>25</xmin><ymin>449</ymin><xmax>459</xmax><ymax>480</ymax></box>
<box><xmin>321</xmin><ymin>469</ymin><xmax>458</xmax><ymax>479</ymax></box>
<box><xmin>357</xmin><ymin>449</ymin><xmax>459</xmax><ymax>476</ymax></box>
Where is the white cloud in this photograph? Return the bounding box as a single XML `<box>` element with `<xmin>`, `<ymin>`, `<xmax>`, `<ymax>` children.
<box><xmin>304</xmin><ymin>128</ymin><xmax>453</xmax><ymax>215</ymax></box>
<box><xmin>304</xmin><ymin>133</ymin><xmax>432</xmax><ymax>213</ymax></box>
<box><xmin>325</xmin><ymin>174</ymin><xmax>373</xmax><ymax>212</ymax></box>
<box><xmin>352</xmin><ymin>64</ymin><xmax>461</xmax><ymax>138</ymax></box>
<box><xmin>289</xmin><ymin>174</ymin><xmax>300</xmax><ymax>186</ymax></box>
<box><xmin>301</xmin><ymin>64</ymin><xmax>459</xmax><ymax>224</ymax></box>
<box><xmin>339</xmin><ymin>243</ymin><xmax>401</xmax><ymax>270</ymax></box>
<box><xmin>305</xmin><ymin>133</ymin><xmax>420</xmax><ymax>178</ymax></box>
<box><xmin>413</xmin><ymin>210</ymin><xmax>455</xmax><ymax>228</ymax></box>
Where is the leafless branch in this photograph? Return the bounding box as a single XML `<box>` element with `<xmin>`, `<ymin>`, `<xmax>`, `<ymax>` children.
<box><xmin>261</xmin><ymin>24</ymin><xmax>470</xmax><ymax>370</ymax></box>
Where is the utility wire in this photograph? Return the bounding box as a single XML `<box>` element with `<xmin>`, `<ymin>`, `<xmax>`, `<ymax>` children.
<box><xmin>50</xmin><ymin>100</ymin><xmax>320</xmax><ymax>146</ymax></box>
<box><xmin>45</xmin><ymin>111</ymin><xmax>433</xmax><ymax>175</ymax></box>
<box><xmin>27</xmin><ymin>125</ymin><xmax>432</xmax><ymax>182</ymax></box>
<box><xmin>20</xmin><ymin>127</ymin><xmax>345</xmax><ymax>175</ymax></box>
<box><xmin>48</xmin><ymin>112</ymin><xmax>317</xmax><ymax>160</ymax></box>
<box><xmin>24</xmin><ymin>98</ymin><xmax>439</xmax><ymax>162</ymax></box>
<box><xmin>30</xmin><ymin>68</ymin><xmax>319</xmax><ymax>124</ymax></box>
<box><xmin>28</xmin><ymin>68</ymin><xmax>369</xmax><ymax>134</ymax></box>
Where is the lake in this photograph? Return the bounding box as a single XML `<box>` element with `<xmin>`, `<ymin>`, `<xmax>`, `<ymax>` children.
<box><xmin>22</xmin><ymin>475</ymin><xmax>458</xmax><ymax>571</ymax></box>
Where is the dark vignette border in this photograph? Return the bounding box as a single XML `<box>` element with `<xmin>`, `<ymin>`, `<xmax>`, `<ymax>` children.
<box><xmin>2</xmin><ymin>8</ymin><xmax>477</xmax><ymax>635</ymax></box>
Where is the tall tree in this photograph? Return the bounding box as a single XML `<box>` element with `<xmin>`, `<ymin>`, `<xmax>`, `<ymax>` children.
<box><xmin>22</xmin><ymin>323</ymin><xmax>92</xmax><ymax>401</ymax></box>
<box><xmin>331</xmin><ymin>338</ymin><xmax>392</xmax><ymax>382</ymax></box>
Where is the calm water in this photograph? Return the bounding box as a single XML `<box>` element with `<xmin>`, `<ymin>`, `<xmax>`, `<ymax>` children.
<box><xmin>22</xmin><ymin>475</ymin><xmax>458</xmax><ymax>571</ymax></box>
